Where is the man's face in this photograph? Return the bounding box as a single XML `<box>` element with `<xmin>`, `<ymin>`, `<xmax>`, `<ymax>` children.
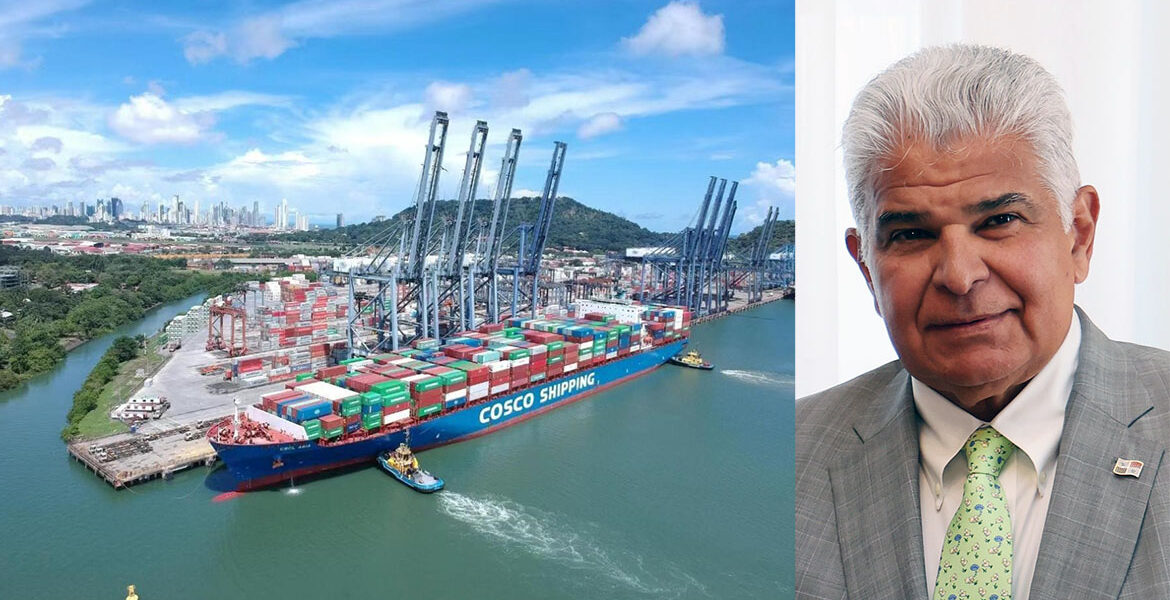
<box><xmin>846</xmin><ymin>135</ymin><xmax>1098</xmax><ymax>405</ymax></box>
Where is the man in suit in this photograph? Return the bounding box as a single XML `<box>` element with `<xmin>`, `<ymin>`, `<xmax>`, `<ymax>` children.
<box><xmin>796</xmin><ymin>44</ymin><xmax>1170</xmax><ymax>599</ymax></box>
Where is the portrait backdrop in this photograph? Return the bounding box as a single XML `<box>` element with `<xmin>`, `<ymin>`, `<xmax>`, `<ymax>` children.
<box><xmin>795</xmin><ymin>0</ymin><xmax>1170</xmax><ymax>396</ymax></box>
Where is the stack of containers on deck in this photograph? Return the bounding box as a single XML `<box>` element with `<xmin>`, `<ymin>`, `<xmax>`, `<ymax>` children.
<box><xmin>401</xmin><ymin>372</ymin><xmax>444</xmax><ymax>418</ymax></box>
<box><xmin>372</xmin><ymin>379</ymin><xmax>412</xmax><ymax>425</ymax></box>
<box><xmin>424</xmin><ymin>365</ymin><xmax>468</xmax><ymax>410</ymax></box>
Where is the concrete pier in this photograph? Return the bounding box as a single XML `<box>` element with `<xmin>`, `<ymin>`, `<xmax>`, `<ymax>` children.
<box><xmin>67</xmin><ymin>420</ymin><xmax>220</xmax><ymax>489</ymax></box>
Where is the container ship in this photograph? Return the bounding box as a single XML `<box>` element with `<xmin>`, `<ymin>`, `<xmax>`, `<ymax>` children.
<box><xmin>208</xmin><ymin>302</ymin><xmax>692</xmax><ymax>490</ymax></box>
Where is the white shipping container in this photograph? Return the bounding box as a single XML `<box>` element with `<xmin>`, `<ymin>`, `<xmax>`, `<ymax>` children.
<box><xmin>490</xmin><ymin>384</ymin><xmax>509</xmax><ymax>395</ymax></box>
<box><xmin>444</xmin><ymin>390</ymin><xmax>467</xmax><ymax>401</ymax></box>
<box><xmin>605</xmin><ymin>351</ymin><xmax>617</xmax><ymax>360</ymax></box>
<box><xmin>469</xmin><ymin>382</ymin><xmax>490</xmax><ymax>394</ymax></box>
<box><xmin>383</xmin><ymin>409</ymin><xmax>411</xmax><ymax>425</ymax></box>
<box><xmin>564</xmin><ymin>363</ymin><xmax>578</xmax><ymax>372</ymax></box>
<box><xmin>486</xmin><ymin>360</ymin><xmax>510</xmax><ymax>372</ymax></box>
<box><xmin>511</xmin><ymin>356</ymin><xmax>530</xmax><ymax>367</ymax></box>
<box><xmin>469</xmin><ymin>388</ymin><xmax>489</xmax><ymax>401</ymax></box>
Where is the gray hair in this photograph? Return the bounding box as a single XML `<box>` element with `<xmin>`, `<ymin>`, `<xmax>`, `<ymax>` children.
<box><xmin>842</xmin><ymin>44</ymin><xmax>1080</xmax><ymax>256</ymax></box>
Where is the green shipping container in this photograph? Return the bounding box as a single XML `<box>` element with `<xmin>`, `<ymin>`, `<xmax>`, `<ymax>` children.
<box><xmin>438</xmin><ymin>371</ymin><xmax>466</xmax><ymax>385</ymax></box>
<box><xmin>548</xmin><ymin>355</ymin><xmax>564</xmax><ymax>364</ymax></box>
<box><xmin>295</xmin><ymin>372</ymin><xmax>316</xmax><ymax>382</ymax></box>
<box><xmin>341</xmin><ymin>404</ymin><xmax>362</xmax><ymax>417</ymax></box>
<box><xmin>416</xmin><ymin>404</ymin><xmax>442</xmax><ymax>417</ymax></box>
<box><xmin>383</xmin><ymin>395</ymin><xmax>410</xmax><ymax>407</ymax></box>
<box><xmin>361</xmin><ymin>392</ymin><xmax>382</xmax><ymax>406</ymax></box>
<box><xmin>415</xmin><ymin>377</ymin><xmax>444</xmax><ymax>392</ymax></box>
<box><xmin>339</xmin><ymin>357</ymin><xmax>364</xmax><ymax>365</ymax></box>
<box><xmin>362</xmin><ymin>413</ymin><xmax>382</xmax><ymax>430</ymax></box>
<box><xmin>304</xmin><ymin>428</ymin><xmax>322</xmax><ymax>440</ymax></box>
<box><xmin>302</xmin><ymin>419</ymin><xmax>322</xmax><ymax>431</ymax></box>
<box><xmin>546</xmin><ymin>341</ymin><xmax>564</xmax><ymax>351</ymax></box>
<box><xmin>370</xmin><ymin>380</ymin><xmax>406</xmax><ymax>394</ymax></box>
<box><xmin>322</xmin><ymin>427</ymin><xmax>342</xmax><ymax>439</ymax></box>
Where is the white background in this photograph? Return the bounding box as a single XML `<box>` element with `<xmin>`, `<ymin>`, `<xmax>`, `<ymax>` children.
<box><xmin>795</xmin><ymin>0</ymin><xmax>1170</xmax><ymax>396</ymax></box>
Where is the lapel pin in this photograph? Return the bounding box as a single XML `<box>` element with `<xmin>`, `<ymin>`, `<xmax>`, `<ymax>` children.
<box><xmin>1113</xmin><ymin>458</ymin><xmax>1144</xmax><ymax>478</ymax></box>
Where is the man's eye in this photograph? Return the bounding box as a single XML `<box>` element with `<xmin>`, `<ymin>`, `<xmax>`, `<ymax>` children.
<box><xmin>982</xmin><ymin>213</ymin><xmax>1020</xmax><ymax>228</ymax></box>
<box><xmin>889</xmin><ymin>229</ymin><xmax>930</xmax><ymax>243</ymax></box>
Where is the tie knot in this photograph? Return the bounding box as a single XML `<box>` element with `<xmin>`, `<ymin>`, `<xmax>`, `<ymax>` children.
<box><xmin>964</xmin><ymin>426</ymin><xmax>1014</xmax><ymax>477</ymax></box>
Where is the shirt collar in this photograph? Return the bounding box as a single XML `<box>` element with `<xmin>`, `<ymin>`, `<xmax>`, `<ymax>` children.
<box><xmin>913</xmin><ymin>316</ymin><xmax>1081</xmax><ymax>496</ymax></box>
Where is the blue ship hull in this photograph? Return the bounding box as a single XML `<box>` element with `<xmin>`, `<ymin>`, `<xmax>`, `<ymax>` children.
<box><xmin>210</xmin><ymin>339</ymin><xmax>685</xmax><ymax>490</ymax></box>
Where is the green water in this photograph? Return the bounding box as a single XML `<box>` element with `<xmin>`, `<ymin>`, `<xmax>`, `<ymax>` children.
<box><xmin>0</xmin><ymin>296</ymin><xmax>793</xmax><ymax>599</ymax></box>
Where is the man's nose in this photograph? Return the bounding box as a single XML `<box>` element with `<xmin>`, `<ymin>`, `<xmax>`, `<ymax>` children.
<box><xmin>930</xmin><ymin>229</ymin><xmax>988</xmax><ymax>295</ymax></box>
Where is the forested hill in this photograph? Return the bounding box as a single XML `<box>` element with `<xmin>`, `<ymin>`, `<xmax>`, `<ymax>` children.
<box><xmin>725</xmin><ymin>219</ymin><xmax>794</xmax><ymax>259</ymax></box>
<box><xmin>251</xmin><ymin>197</ymin><xmax>674</xmax><ymax>252</ymax></box>
<box><xmin>249</xmin><ymin>197</ymin><xmax>794</xmax><ymax>255</ymax></box>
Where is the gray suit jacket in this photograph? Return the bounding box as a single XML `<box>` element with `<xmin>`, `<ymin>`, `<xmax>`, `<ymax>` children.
<box><xmin>796</xmin><ymin>310</ymin><xmax>1170</xmax><ymax>599</ymax></box>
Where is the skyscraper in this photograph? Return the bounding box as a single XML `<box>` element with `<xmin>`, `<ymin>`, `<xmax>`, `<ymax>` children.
<box><xmin>336</xmin><ymin>213</ymin><xmax>343</xmax><ymax>228</ymax></box>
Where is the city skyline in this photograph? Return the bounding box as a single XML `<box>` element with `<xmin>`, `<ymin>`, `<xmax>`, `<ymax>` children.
<box><xmin>0</xmin><ymin>1</ymin><xmax>793</xmax><ymax>234</ymax></box>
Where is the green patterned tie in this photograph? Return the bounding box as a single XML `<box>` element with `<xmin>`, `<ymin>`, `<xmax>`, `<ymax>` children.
<box><xmin>934</xmin><ymin>426</ymin><xmax>1015</xmax><ymax>600</ymax></box>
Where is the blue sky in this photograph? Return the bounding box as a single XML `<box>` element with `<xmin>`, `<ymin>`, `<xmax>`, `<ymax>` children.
<box><xmin>0</xmin><ymin>0</ymin><xmax>793</xmax><ymax>233</ymax></box>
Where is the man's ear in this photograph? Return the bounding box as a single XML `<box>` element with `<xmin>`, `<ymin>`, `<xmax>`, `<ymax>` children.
<box><xmin>845</xmin><ymin>228</ymin><xmax>881</xmax><ymax>315</ymax></box>
<box><xmin>1069</xmin><ymin>185</ymin><xmax>1099</xmax><ymax>283</ymax></box>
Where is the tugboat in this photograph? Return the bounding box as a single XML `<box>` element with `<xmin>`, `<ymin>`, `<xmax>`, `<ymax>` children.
<box><xmin>378</xmin><ymin>443</ymin><xmax>444</xmax><ymax>493</ymax></box>
<box><xmin>669</xmin><ymin>349</ymin><xmax>714</xmax><ymax>370</ymax></box>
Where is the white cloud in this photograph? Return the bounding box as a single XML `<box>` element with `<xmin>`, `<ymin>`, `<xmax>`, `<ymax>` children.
<box><xmin>109</xmin><ymin>93</ymin><xmax>207</xmax><ymax>144</ymax></box>
<box><xmin>425</xmin><ymin>81</ymin><xmax>474</xmax><ymax>114</ymax></box>
<box><xmin>183</xmin><ymin>16</ymin><xmax>295</xmax><ymax>65</ymax></box>
<box><xmin>623</xmin><ymin>1</ymin><xmax>725</xmax><ymax>57</ymax></box>
<box><xmin>216</xmin><ymin>148</ymin><xmax>321</xmax><ymax>183</ymax></box>
<box><xmin>491</xmin><ymin>69</ymin><xmax>532</xmax><ymax>109</ymax></box>
<box><xmin>0</xmin><ymin>0</ymin><xmax>89</xmax><ymax>69</ymax></box>
<box><xmin>0</xmin><ymin>36</ymin><xmax>23</xmax><ymax>68</ymax></box>
<box><xmin>29</xmin><ymin>136</ymin><xmax>62</xmax><ymax>153</ymax></box>
<box><xmin>182</xmin><ymin>30</ymin><xmax>228</xmax><ymax>64</ymax></box>
<box><xmin>108</xmin><ymin>90</ymin><xmax>290</xmax><ymax>145</ymax></box>
<box><xmin>174</xmin><ymin>91</ymin><xmax>291</xmax><ymax>113</ymax></box>
<box><xmin>233</xmin><ymin>15</ymin><xmax>296</xmax><ymax>63</ymax></box>
<box><xmin>577</xmin><ymin>112</ymin><xmax>623</xmax><ymax>139</ymax></box>
<box><xmin>179</xmin><ymin>0</ymin><xmax>500</xmax><ymax>65</ymax></box>
<box><xmin>511</xmin><ymin>188</ymin><xmax>542</xmax><ymax>198</ymax></box>
<box><xmin>741</xmin><ymin>158</ymin><xmax>795</xmax><ymax>226</ymax></box>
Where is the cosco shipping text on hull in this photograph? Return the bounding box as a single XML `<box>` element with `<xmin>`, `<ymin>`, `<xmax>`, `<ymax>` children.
<box><xmin>209</xmin><ymin>339</ymin><xmax>685</xmax><ymax>490</ymax></box>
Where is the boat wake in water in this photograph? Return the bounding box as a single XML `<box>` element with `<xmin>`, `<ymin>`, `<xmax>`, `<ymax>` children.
<box><xmin>438</xmin><ymin>492</ymin><xmax>708</xmax><ymax>598</ymax></box>
<box><xmin>721</xmin><ymin>369</ymin><xmax>793</xmax><ymax>387</ymax></box>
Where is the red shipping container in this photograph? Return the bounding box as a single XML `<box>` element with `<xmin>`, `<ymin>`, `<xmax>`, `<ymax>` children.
<box><xmin>344</xmin><ymin>414</ymin><xmax>360</xmax><ymax>427</ymax></box>
<box><xmin>319</xmin><ymin>414</ymin><xmax>344</xmax><ymax>429</ymax></box>
<box><xmin>511</xmin><ymin>378</ymin><xmax>528</xmax><ymax>388</ymax></box>
<box><xmin>413</xmin><ymin>388</ymin><xmax>443</xmax><ymax>406</ymax></box>
<box><xmin>548</xmin><ymin>364</ymin><xmax>564</xmax><ymax>377</ymax></box>
<box><xmin>347</xmin><ymin>373</ymin><xmax>391</xmax><ymax>393</ymax></box>
<box><xmin>466</xmin><ymin>370</ymin><xmax>490</xmax><ymax>385</ymax></box>
<box><xmin>318</xmin><ymin>365</ymin><xmax>347</xmax><ymax>379</ymax></box>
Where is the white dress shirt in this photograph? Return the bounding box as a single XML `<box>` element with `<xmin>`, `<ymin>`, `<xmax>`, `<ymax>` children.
<box><xmin>914</xmin><ymin>316</ymin><xmax>1080</xmax><ymax>600</ymax></box>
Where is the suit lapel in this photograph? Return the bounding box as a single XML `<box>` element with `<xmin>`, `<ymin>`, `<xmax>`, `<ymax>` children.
<box><xmin>1028</xmin><ymin>311</ymin><xmax>1164</xmax><ymax>599</ymax></box>
<box><xmin>830</xmin><ymin>371</ymin><xmax>929</xmax><ymax>600</ymax></box>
